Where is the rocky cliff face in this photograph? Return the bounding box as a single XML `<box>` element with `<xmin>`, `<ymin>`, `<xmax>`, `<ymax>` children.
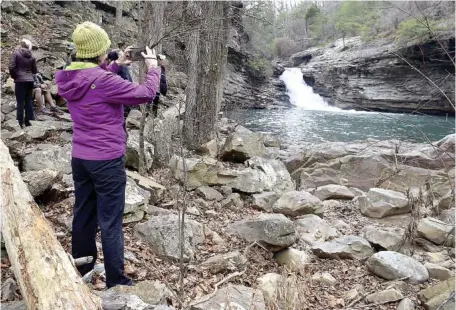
<box><xmin>289</xmin><ymin>36</ymin><xmax>455</xmax><ymax>115</ymax></box>
<box><xmin>222</xmin><ymin>3</ymin><xmax>290</xmax><ymax>110</ymax></box>
<box><xmin>1</xmin><ymin>1</ymin><xmax>289</xmax><ymax>111</ymax></box>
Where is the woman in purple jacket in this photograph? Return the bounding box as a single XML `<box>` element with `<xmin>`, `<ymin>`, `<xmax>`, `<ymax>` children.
<box><xmin>9</xmin><ymin>39</ymin><xmax>37</xmax><ymax>128</ymax></box>
<box><xmin>55</xmin><ymin>21</ymin><xmax>160</xmax><ymax>288</ymax></box>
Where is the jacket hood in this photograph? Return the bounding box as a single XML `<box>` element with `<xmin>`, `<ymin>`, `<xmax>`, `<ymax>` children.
<box><xmin>19</xmin><ymin>48</ymin><xmax>32</xmax><ymax>58</ymax></box>
<box><xmin>55</xmin><ymin>62</ymin><xmax>99</xmax><ymax>101</ymax></box>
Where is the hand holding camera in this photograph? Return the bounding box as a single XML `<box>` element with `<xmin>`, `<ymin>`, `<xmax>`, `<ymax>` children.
<box><xmin>141</xmin><ymin>47</ymin><xmax>158</xmax><ymax>69</ymax></box>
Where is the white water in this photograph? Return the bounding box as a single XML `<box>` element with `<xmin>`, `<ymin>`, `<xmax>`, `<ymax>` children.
<box><xmin>280</xmin><ymin>67</ymin><xmax>342</xmax><ymax>112</ymax></box>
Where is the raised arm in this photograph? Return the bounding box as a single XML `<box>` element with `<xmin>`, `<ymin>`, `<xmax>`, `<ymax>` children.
<box><xmin>98</xmin><ymin>67</ymin><xmax>160</xmax><ymax>106</ymax></box>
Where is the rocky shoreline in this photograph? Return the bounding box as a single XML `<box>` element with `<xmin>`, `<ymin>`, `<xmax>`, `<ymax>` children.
<box><xmin>1</xmin><ymin>96</ymin><xmax>455</xmax><ymax>309</ymax></box>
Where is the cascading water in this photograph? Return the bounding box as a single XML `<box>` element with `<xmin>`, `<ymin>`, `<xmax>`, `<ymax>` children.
<box><xmin>280</xmin><ymin>67</ymin><xmax>341</xmax><ymax>112</ymax></box>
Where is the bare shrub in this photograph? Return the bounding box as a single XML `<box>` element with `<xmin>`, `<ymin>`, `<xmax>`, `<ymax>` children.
<box><xmin>273</xmin><ymin>37</ymin><xmax>302</xmax><ymax>59</ymax></box>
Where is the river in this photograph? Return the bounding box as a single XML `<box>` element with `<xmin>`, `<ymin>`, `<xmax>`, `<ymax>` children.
<box><xmin>226</xmin><ymin>68</ymin><xmax>455</xmax><ymax>150</ymax></box>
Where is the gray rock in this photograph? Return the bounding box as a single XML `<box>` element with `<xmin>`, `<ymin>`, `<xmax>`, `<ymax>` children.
<box><xmin>273</xmin><ymin>190</ymin><xmax>324</xmax><ymax>216</ymax></box>
<box><xmin>57</xmin><ymin>215</ymin><xmax>73</xmax><ymax>231</ymax></box>
<box><xmin>228</xmin><ymin>213</ymin><xmax>297</xmax><ymax>250</ymax></box>
<box><xmin>125</xmin><ymin>251</ymin><xmax>140</xmax><ymax>264</ymax></box>
<box><xmin>311</xmin><ymin>272</ymin><xmax>337</xmax><ymax>286</ymax></box>
<box><xmin>23</xmin><ymin>144</ymin><xmax>72</xmax><ymax>174</ymax></box>
<box><xmin>191</xmin><ymin>284</ymin><xmax>266</xmax><ymax>310</ymax></box>
<box><xmin>311</xmin><ymin>235</ymin><xmax>374</xmax><ymax>260</ymax></box>
<box><xmin>126</xmin><ymin>170</ymin><xmax>166</xmax><ymax>205</ymax></box>
<box><xmin>0</xmin><ymin>301</ymin><xmax>26</xmax><ymax>310</ymax></box>
<box><xmin>252</xmin><ymin>192</ymin><xmax>279</xmax><ymax>212</ymax></box>
<box><xmin>349</xmin><ymin>187</ymin><xmax>366</xmax><ymax>198</ymax></box>
<box><xmin>1</xmin><ymin>278</ymin><xmax>17</xmax><ymax>302</ymax></box>
<box><xmin>361</xmin><ymin>225</ymin><xmax>404</xmax><ymax>250</ymax></box>
<box><xmin>418</xmin><ymin>277</ymin><xmax>455</xmax><ymax>310</ymax></box>
<box><xmin>110</xmin><ymin>280</ymin><xmax>173</xmax><ymax>305</ymax></box>
<box><xmin>264</xmin><ymin>134</ymin><xmax>281</xmax><ymax>148</ymax></box>
<box><xmin>220</xmin><ymin>126</ymin><xmax>267</xmax><ymax>162</ymax></box>
<box><xmin>274</xmin><ymin>248</ymin><xmax>312</xmax><ymax>271</ymax></box>
<box><xmin>200</xmin><ymin>251</ymin><xmax>247</xmax><ymax>274</ymax></box>
<box><xmin>134</xmin><ymin>214</ymin><xmax>206</xmax><ymax>261</ymax></box>
<box><xmin>197</xmin><ymin>139</ymin><xmax>218</xmax><ymax>158</ymax></box>
<box><xmin>60</xmin><ymin>131</ymin><xmax>72</xmax><ymax>143</ymax></box>
<box><xmin>61</xmin><ymin>174</ymin><xmax>73</xmax><ymax>189</ymax></box>
<box><xmin>126</xmin><ymin>130</ymin><xmax>154</xmax><ymax>171</ymax></box>
<box><xmin>124</xmin><ymin>178</ymin><xmax>150</xmax><ymax>223</ymax></box>
<box><xmin>13</xmin><ymin>2</ymin><xmax>29</xmax><ymax>15</ymax></box>
<box><xmin>195</xmin><ymin>186</ymin><xmax>223</xmax><ymax>201</ymax></box>
<box><xmin>99</xmin><ymin>290</ymin><xmax>153</xmax><ymax>310</ymax></box>
<box><xmin>397</xmin><ymin>297</ymin><xmax>415</xmax><ymax>310</ymax></box>
<box><xmin>257</xmin><ymin>273</ymin><xmax>282</xmax><ymax>302</ymax></box>
<box><xmin>366</xmin><ymin>251</ymin><xmax>429</xmax><ymax>283</ymax></box>
<box><xmin>417</xmin><ymin>217</ymin><xmax>455</xmax><ymax>246</ymax></box>
<box><xmin>169</xmin><ymin>155</ymin><xmax>294</xmax><ymax>194</ymax></box>
<box><xmin>1</xmin><ymin>1</ymin><xmax>13</xmax><ymax>13</ymax></box>
<box><xmin>424</xmin><ymin>263</ymin><xmax>453</xmax><ymax>280</ymax></box>
<box><xmin>221</xmin><ymin>193</ymin><xmax>243</xmax><ymax>210</ymax></box>
<box><xmin>438</xmin><ymin>208</ymin><xmax>455</xmax><ymax>225</ymax></box>
<box><xmin>314</xmin><ymin>184</ymin><xmax>355</xmax><ymax>200</ymax></box>
<box><xmin>295</xmin><ymin>214</ymin><xmax>339</xmax><ymax>245</ymax></box>
<box><xmin>358</xmin><ymin>188</ymin><xmax>410</xmax><ymax>218</ymax></box>
<box><xmin>21</xmin><ymin>169</ymin><xmax>60</xmax><ymax>197</ymax></box>
<box><xmin>220</xmin><ymin>186</ymin><xmax>232</xmax><ymax>196</ymax></box>
<box><xmin>365</xmin><ymin>289</ymin><xmax>403</xmax><ymax>304</ymax></box>
<box><xmin>438</xmin><ymin>190</ymin><xmax>454</xmax><ymax>211</ymax></box>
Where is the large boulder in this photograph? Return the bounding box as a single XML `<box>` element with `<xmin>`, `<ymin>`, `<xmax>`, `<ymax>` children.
<box><xmin>23</xmin><ymin>144</ymin><xmax>72</xmax><ymax>174</ymax></box>
<box><xmin>366</xmin><ymin>251</ymin><xmax>429</xmax><ymax>283</ymax></box>
<box><xmin>134</xmin><ymin>214</ymin><xmax>207</xmax><ymax>261</ymax></box>
<box><xmin>417</xmin><ymin>217</ymin><xmax>455</xmax><ymax>246</ymax></box>
<box><xmin>124</xmin><ymin>178</ymin><xmax>150</xmax><ymax>223</ymax></box>
<box><xmin>21</xmin><ymin>169</ymin><xmax>60</xmax><ymax>197</ymax></box>
<box><xmin>195</xmin><ymin>186</ymin><xmax>223</xmax><ymax>201</ymax></box>
<box><xmin>358</xmin><ymin>188</ymin><xmax>410</xmax><ymax>218</ymax></box>
<box><xmin>313</xmin><ymin>184</ymin><xmax>354</xmax><ymax>200</ymax></box>
<box><xmin>295</xmin><ymin>214</ymin><xmax>339</xmax><ymax>245</ymax></box>
<box><xmin>361</xmin><ymin>225</ymin><xmax>404</xmax><ymax>250</ymax></box>
<box><xmin>126</xmin><ymin>130</ymin><xmax>154</xmax><ymax>171</ymax></box>
<box><xmin>311</xmin><ymin>235</ymin><xmax>374</xmax><ymax>260</ymax></box>
<box><xmin>169</xmin><ymin>155</ymin><xmax>294</xmax><ymax>194</ymax></box>
<box><xmin>228</xmin><ymin>214</ymin><xmax>297</xmax><ymax>250</ymax></box>
<box><xmin>273</xmin><ymin>191</ymin><xmax>324</xmax><ymax>216</ymax></box>
<box><xmin>220</xmin><ymin>126</ymin><xmax>266</xmax><ymax>162</ymax></box>
<box><xmin>191</xmin><ymin>284</ymin><xmax>266</xmax><ymax>310</ymax></box>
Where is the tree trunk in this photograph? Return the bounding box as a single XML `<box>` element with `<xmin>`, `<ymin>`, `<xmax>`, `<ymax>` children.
<box><xmin>184</xmin><ymin>1</ymin><xmax>229</xmax><ymax>150</ymax></box>
<box><xmin>0</xmin><ymin>141</ymin><xmax>102</xmax><ymax>310</ymax></box>
<box><xmin>138</xmin><ymin>1</ymin><xmax>166</xmax><ymax>173</ymax></box>
<box><xmin>115</xmin><ymin>1</ymin><xmax>123</xmax><ymax>25</ymax></box>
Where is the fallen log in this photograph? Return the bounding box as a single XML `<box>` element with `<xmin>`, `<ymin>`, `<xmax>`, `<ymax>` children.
<box><xmin>0</xmin><ymin>141</ymin><xmax>101</xmax><ymax>309</ymax></box>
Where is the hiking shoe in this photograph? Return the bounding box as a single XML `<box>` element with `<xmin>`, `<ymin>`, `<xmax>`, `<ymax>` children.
<box><xmin>50</xmin><ymin>106</ymin><xmax>64</xmax><ymax>114</ymax></box>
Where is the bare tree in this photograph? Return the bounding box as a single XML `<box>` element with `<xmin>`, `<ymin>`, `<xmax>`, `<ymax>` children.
<box><xmin>138</xmin><ymin>1</ymin><xmax>166</xmax><ymax>175</ymax></box>
<box><xmin>115</xmin><ymin>1</ymin><xmax>123</xmax><ymax>26</ymax></box>
<box><xmin>183</xmin><ymin>1</ymin><xmax>230</xmax><ymax>150</ymax></box>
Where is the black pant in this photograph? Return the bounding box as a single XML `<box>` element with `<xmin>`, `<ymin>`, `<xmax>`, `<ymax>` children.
<box><xmin>15</xmin><ymin>82</ymin><xmax>34</xmax><ymax>126</ymax></box>
<box><xmin>71</xmin><ymin>156</ymin><xmax>132</xmax><ymax>288</ymax></box>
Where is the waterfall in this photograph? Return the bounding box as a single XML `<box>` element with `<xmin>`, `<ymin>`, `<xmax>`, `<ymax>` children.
<box><xmin>280</xmin><ymin>67</ymin><xmax>341</xmax><ymax>111</ymax></box>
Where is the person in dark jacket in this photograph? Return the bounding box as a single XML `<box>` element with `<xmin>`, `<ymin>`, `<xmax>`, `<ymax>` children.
<box><xmin>9</xmin><ymin>39</ymin><xmax>37</xmax><ymax>128</ymax></box>
<box><xmin>151</xmin><ymin>55</ymin><xmax>167</xmax><ymax>117</ymax></box>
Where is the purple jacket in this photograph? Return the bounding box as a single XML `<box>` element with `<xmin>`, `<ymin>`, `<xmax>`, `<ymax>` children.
<box><xmin>55</xmin><ymin>62</ymin><xmax>160</xmax><ymax>160</ymax></box>
<box><xmin>9</xmin><ymin>48</ymin><xmax>37</xmax><ymax>83</ymax></box>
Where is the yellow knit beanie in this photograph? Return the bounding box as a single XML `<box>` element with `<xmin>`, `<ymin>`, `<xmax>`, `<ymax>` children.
<box><xmin>72</xmin><ymin>21</ymin><xmax>111</xmax><ymax>59</ymax></box>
